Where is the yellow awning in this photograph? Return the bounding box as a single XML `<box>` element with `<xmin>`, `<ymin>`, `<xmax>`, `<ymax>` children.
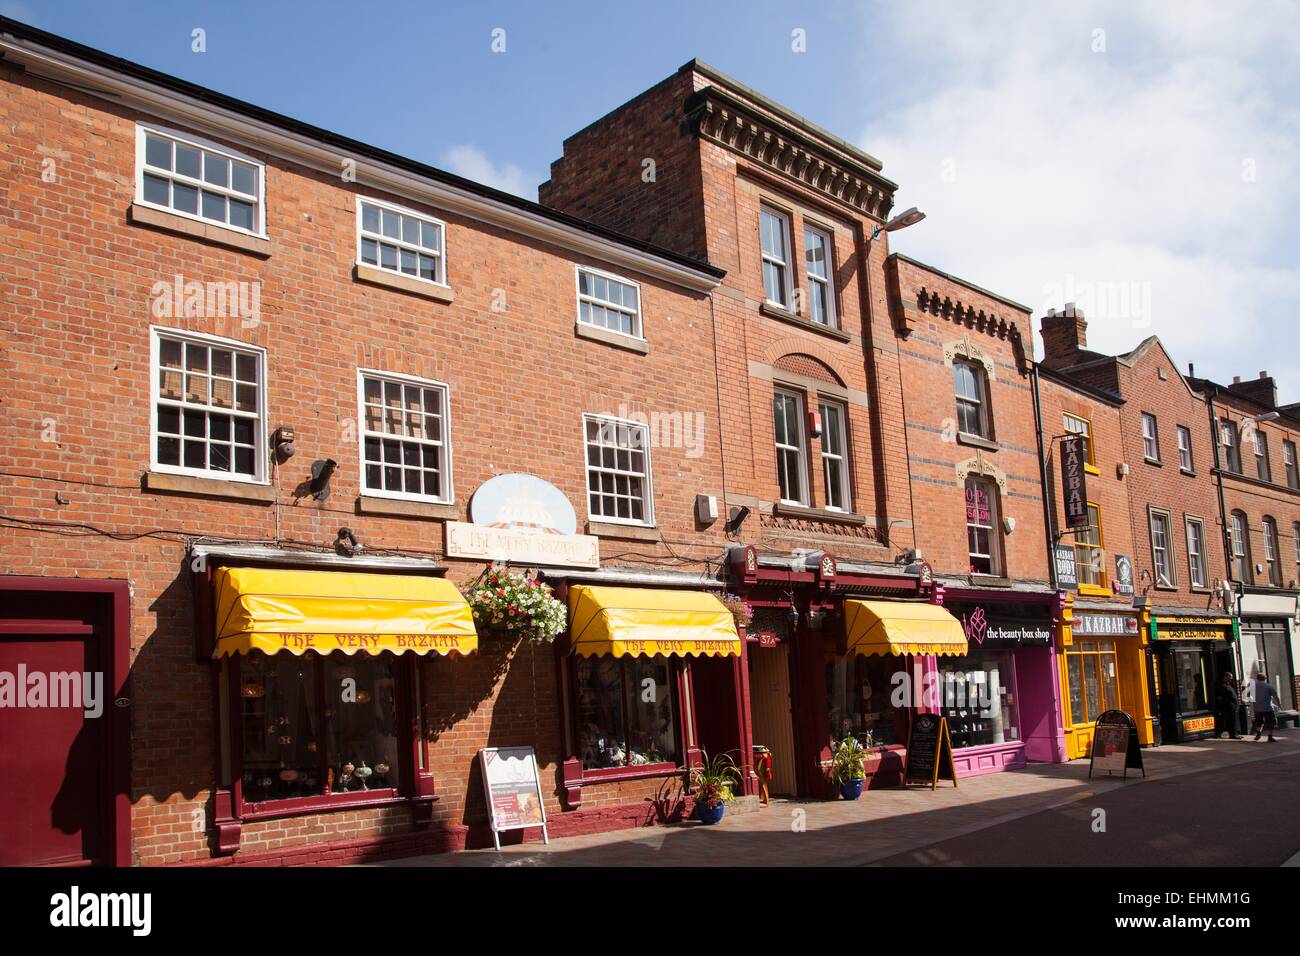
<box><xmin>214</xmin><ymin>567</ymin><xmax>478</xmax><ymax>657</ymax></box>
<box><xmin>568</xmin><ymin>585</ymin><xmax>741</xmax><ymax>658</ymax></box>
<box><xmin>844</xmin><ymin>599</ymin><xmax>968</xmax><ymax>657</ymax></box>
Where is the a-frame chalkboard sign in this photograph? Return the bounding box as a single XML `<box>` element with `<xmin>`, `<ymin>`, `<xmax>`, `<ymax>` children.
<box><xmin>904</xmin><ymin>712</ymin><xmax>958</xmax><ymax>790</ymax></box>
<box><xmin>1088</xmin><ymin>709</ymin><xmax>1145</xmax><ymax>779</ymax></box>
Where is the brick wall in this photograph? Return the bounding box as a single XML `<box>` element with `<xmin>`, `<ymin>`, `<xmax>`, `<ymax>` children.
<box><xmin>541</xmin><ymin>64</ymin><xmax>913</xmax><ymax>563</ymax></box>
<box><xmin>0</xmin><ymin>61</ymin><xmax>726</xmax><ymax>864</ymax></box>
<box><xmin>887</xmin><ymin>256</ymin><xmax>1046</xmax><ymax>581</ymax></box>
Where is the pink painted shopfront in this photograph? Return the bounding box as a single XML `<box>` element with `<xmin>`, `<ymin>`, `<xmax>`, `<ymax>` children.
<box><xmin>932</xmin><ymin>586</ymin><xmax>1068</xmax><ymax>776</ymax></box>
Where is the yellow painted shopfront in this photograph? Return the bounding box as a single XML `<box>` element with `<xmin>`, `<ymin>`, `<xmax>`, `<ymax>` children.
<box><xmin>1058</xmin><ymin>600</ymin><xmax>1154</xmax><ymax>759</ymax></box>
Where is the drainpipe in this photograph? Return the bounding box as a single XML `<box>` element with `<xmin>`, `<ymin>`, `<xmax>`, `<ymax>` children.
<box><xmin>1205</xmin><ymin>380</ymin><xmax>1246</xmax><ymax>726</ymax></box>
<box><xmin>1031</xmin><ymin>364</ymin><xmax>1059</xmax><ymax>589</ymax></box>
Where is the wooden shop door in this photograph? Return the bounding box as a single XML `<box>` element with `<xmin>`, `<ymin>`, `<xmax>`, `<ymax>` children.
<box><xmin>748</xmin><ymin>643</ymin><xmax>798</xmax><ymax>796</ymax></box>
<box><xmin>0</xmin><ymin>626</ymin><xmax>106</xmax><ymax>866</ymax></box>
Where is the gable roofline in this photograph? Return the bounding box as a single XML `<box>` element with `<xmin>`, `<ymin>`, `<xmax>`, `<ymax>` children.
<box><xmin>0</xmin><ymin>16</ymin><xmax>726</xmax><ymax>292</ymax></box>
<box><xmin>1035</xmin><ymin>363</ymin><xmax>1124</xmax><ymax>407</ymax></box>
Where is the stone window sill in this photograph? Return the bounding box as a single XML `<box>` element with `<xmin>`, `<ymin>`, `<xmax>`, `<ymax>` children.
<box><xmin>758</xmin><ymin>303</ymin><xmax>851</xmax><ymax>342</ymax></box>
<box><xmin>355</xmin><ymin>495</ymin><xmax>459</xmax><ymax>521</ymax></box>
<box><xmin>969</xmin><ymin>574</ymin><xmax>1012</xmax><ymax>588</ymax></box>
<box><xmin>128</xmin><ymin>202</ymin><xmax>271</xmax><ymax>257</ymax></box>
<box><xmin>143</xmin><ymin>470</ymin><xmax>276</xmax><ymax>504</ymax></box>
<box><xmin>354</xmin><ymin>264</ymin><xmax>455</xmax><ymax>302</ymax></box>
<box><xmin>956</xmin><ymin>432</ymin><xmax>999</xmax><ymax>452</ymax></box>
<box><xmin>772</xmin><ymin>502</ymin><xmax>867</xmax><ymax>526</ymax></box>
<box><xmin>574</xmin><ymin>321</ymin><xmax>649</xmax><ymax>354</ymax></box>
<box><xmin>585</xmin><ymin>520</ymin><xmax>662</xmax><ymax>542</ymax></box>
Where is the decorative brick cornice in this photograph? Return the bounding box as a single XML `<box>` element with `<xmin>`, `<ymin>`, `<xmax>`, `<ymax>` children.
<box><xmin>686</xmin><ymin>87</ymin><xmax>895</xmax><ymax>221</ymax></box>
<box><xmin>915</xmin><ymin>287</ymin><xmax>1028</xmax><ymax>371</ymax></box>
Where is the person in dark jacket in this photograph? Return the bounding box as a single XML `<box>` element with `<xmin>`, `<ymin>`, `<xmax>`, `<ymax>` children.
<box><xmin>1215</xmin><ymin>672</ymin><xmax>1242</xmax><ymax>739</ymax></box>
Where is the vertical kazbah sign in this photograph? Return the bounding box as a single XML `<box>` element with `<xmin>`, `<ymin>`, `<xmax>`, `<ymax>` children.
<box><xmin>1061</xmin><ymin>435</ymin><xmax>1089</xmax><ymax>529</ymax></box>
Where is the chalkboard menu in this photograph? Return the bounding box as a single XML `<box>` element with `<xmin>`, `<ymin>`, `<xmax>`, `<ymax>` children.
<box><xmin>904</xmin><ymin>713</ymin><xmax>958</xmax><ymax>790</ymax></box>
<box><xmin>479</xmin><ymin>746</ymin><xmax>550</xmax><ymax>850</ymax></box>
<box><xmin>1087</xmin><ymin>710</ymin><xmax>1144</xmax><ymax>779</ymax></box>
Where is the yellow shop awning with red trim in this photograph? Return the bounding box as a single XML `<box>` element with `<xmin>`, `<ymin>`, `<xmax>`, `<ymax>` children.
<box><xmin>214</xmin><ymin>566</ymin><xmax>477</xmax><ymax>657</ymax></box>
<box><xmin>568</xmin><ymin>585</ymin><xmax>741</xmax><ymax>658</ymax></box>
<box><xmin>844</xmin><ymin>600</ymin><xmax>967</xmax><ymax>657</ymax></box>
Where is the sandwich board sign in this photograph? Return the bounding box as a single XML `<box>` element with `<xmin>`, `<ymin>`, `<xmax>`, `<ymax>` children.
<box><xmin>479</xmin><ymin>746</ymin><xmax>549</xmax><ymax>850</ymax></box>
<box><xmin>1087</xmin><ymin>709</ymin><xmax>1145</xmax><ymax>779</ymax></box>
<box><xmin>904</xmin><ymin>712</ymin><xmax>958</xmax><ymax>790</ymax></box>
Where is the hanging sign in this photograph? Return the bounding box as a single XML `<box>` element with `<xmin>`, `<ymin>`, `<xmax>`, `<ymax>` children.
<box><xmin>479</xmin><ymin>746</ymin><xmax>549</xmax><ymax>850</ymax></box>
<box><xmin>1061</xmin><ymin>435</ymin><xmax>1089</xmax><ymax>529</ymax></box>
<box><xmin>904</xmin><ymin>713</ymin><xmax>958</xmax><ymax>790</ymax></box>
<box><xmin>1054</xmin><ymin>544</ymin><xmax>1078</xmax><ymax>590</ymax></box>
<box><xmin>958</xmin><ymin>606</ymin><xmax>1053</xmax><ymax>647</ymax></box>
<box><xmin>1113</xmin><ymin>554</ymin><xmax>1134</xmax><ymax>596</ymax></box>
<box><xmin>1087</xmin><ymin>709</ymin><xmax>1144</xmax><ymax>779</ymax></box>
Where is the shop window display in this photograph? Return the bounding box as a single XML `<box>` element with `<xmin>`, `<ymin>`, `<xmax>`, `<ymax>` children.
<box><xmin>239</xmin><ymin>651</ymin><xmax>400</xmax><ymax>803</ymax></box>
<box><xmin>576</xmin><ymin>656</ymin><xmax>678</xmax><ymax>770</ymax></box>
<box><xmin>937</xmin><ymin>651</ymin><xmax>1020</xmax><ymax>748</ymax></box>
<box><xmin>826</xmin><ymin>655</ymin><xmax>903</xmax><ymax>746</ymax></box>
<box><xmin>1065</xmin><ymin>640</ymin><xmax>1120</xmax><ymax>725</ymax></box>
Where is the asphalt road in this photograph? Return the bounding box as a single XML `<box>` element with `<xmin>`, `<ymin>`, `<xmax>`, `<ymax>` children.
<box><xmin>873</xmin><ymin>748</ymin><xmax>1300</xmax><ymax>866</ymax></box>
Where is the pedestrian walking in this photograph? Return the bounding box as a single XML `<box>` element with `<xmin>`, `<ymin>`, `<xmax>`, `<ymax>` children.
<box><xmin>1215</xmin><ymin>671</ymin><xmax>1241</xmax><ymax>738</ymax></box>
<box><xmin>1250</xmin><ymin>673</ymin><xmax>1280</xmax><ymax>742</ymax></box>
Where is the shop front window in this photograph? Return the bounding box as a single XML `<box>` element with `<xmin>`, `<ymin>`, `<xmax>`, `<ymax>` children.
<box><xmin>1172</xmin><ymin>646</ymin><xmax>1210</xmax><ymax>712</ymax></box>
<box><xmin>576</xmin><ymin>656</ymin><xmax>678</xmax><ymax>770</ymax></box>
<box><xmin>1065</xmin><ymin>640</ymin><xmax>1120</xmax><ymax>725</ymax></box>
<box><xmin>937</xmin><ymin>651</ymin><xmax>1020</xmax><ymax>749</ymax></box>
<box><xmin>239</xmin><ymin>651</ymin><xmax>401</xmax><ymax>804</ymax></box>
<box><xmin>825</xmin><ymin>655</ymin><xmax>903</xmax><ymax>747</ymax></box>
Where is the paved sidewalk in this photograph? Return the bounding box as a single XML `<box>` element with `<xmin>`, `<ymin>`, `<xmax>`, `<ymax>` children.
<box><xmin>374</xmin><ymin>734</ymin><xmax>1300</xmax><ymax>867</ymax></box>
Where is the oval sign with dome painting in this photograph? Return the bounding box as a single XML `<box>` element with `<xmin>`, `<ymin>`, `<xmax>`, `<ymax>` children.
<box><xmin>468</xmin><ymin>473</ymin><xmax>578</xmax><ymax>536</ymax></box>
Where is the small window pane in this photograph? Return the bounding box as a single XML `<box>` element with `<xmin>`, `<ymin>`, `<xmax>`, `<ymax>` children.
<box><xmin>361</xmin><ymin>204</ymin><xmax>380</xmax><ymax>234</ymax></box>
<box><xmin>231</xmin><ymin>161</ymin><xmax>257</xmax><ymax>196</ymax></box>
<box><xmin>145</xmin><ymin>135</ymin><xmax>172</xmax><ymax>170</ymax></box>
<box><xmin>421</xmin><ymin>221</ymin><xmax>440</xmax><ymax>251</ymax></box>
<box><xmin>361</xmin><ymin>237</ymin><xmax>379</xmax><ymax>265</ymax></box>
<box><xmin>172</xmin><ymin>182</ymin><xmax>199</xmax><ymax>214</ymax></box>
<box><xmin>202</xmin><ymin>191</ymin><xmax>227</xmax><ymax>221</ymax></box>
<box><xmin>228</xmin><ymin>199</ymin><xmax>254</xmax><ymax>231</ymax></box>
<box><xmin>174</xmin><ymin>143</ymin><xmax>202</xmax><ymax>179</ymax></box>
<box><xmin>203</xmin><ymin>153</ymin><xmax>230</xmax><ymax>188</ymax></box>
<box><xmin>143</xmin><ymin>174</ymin><xmax>170</xmax><ymax>206</ymax></box>
<box><xmin>401</xmin><ymin>216</ymin><xmax>420</xmax><ymax>244</ymax></box>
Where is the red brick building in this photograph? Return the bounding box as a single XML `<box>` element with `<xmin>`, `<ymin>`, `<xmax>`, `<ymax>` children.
<box><xmin>1187</xmin><ymin>371</ymin><xmax>1300</xmax><ymax>726</ymax></box>
<box><xmin>0</xmin><ymin>21</ymin><xmax>744</xmax><ymax>866</ymax></box>
<box><xmin>1036</xmin><ymin>347</ymin><xmax>1148</xmax><ymax>757</ymax></box>
<box><xmin>885</xmin><ymin>255</ymin><xmax>1067</xmax><ymax>772</ymax></box>
<box><xmin>1039</xmin><ymin>311</ymin><xmax>1237</xmax><ymax>742</ymax></box>
<box><xmin>542</xmin><ymin>61</ymin><xmax>959</xmax><ymax>797</ymax></box>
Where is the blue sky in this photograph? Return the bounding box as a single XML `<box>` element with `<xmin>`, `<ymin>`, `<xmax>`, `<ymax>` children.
<box><xmin>8</xmin><ymin>1</ymin><xmax>1300</xmax><ymax>399</ymax></box>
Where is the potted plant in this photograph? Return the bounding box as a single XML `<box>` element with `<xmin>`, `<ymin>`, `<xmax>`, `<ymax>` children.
<box><xmin>689</xmin><ymin>750</ymin><xmax>742</xmax><ymax>825</ymax></box>
<box><xmin>830</xmin><ymin>735</ymin><xmax>867</xmax><ymax>800</ymax></box>
<box><xmin>462</xmin><ymin>565</ymin><xmax>567</xmax><ymax>643</ymax></box>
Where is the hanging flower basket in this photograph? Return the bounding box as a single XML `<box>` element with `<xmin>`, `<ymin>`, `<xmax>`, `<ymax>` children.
<box><xmin>715</xmin><ymin>592</ymin><xmax>753</xmax><ymax>630</ymax></box>
<box><xmin>462</xmin><ymin>566</ymin><xmax>567</xmax><ymax>643</ymax></box>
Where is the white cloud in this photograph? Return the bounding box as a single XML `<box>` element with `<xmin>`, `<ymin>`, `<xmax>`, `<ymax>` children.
<box><xmin>440</xmin><ymin>145</ymin><xmax>539</xmax><ymax>201</ymax></box>
<box><xmin>859</xmin><ymin>0</ymin><xmax>1300</xmax><ymax>400</ymax></box>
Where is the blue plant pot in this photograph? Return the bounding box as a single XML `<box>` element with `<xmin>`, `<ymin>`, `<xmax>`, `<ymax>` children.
<box><xmin>840</xmin><ymin>778</ymin><xmax>864</xmax><ymax>801</ymax></box>
<box><xmin>694</xmin><ymin>803</ymin><xmax>725</xmax><ymax>825</ymax></box>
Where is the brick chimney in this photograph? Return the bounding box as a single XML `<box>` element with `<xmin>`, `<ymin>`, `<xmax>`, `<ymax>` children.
<box><xmin>1039</xmin><ymin>303</ymin><xmax>1087</xmax><ymax>367</ymax></box>
<box><xmin>1227</xmin><ymin>371</ymin><xmax>1278</xmax><ymax>409</ymax></box>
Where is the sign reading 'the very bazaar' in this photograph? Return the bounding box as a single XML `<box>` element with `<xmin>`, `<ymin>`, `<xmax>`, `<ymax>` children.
<box><xmin>445</xmin><ymin>473</ymin><xmax>599</xmax><ymax>569</ymax></box>
<box><xmin>1061</xmin><ymin>435</ymin><xmax>1089</xmax><ymax>529</ymax></box>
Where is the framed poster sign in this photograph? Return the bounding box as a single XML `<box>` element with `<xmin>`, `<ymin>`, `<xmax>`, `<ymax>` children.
<box><xmin>1087</xmin><ymin>710</ymin><xmax>1144</xmax><ymax>779</ymax></box>
<box><xmin>479</xmin><ymin>746</ymin><xmax>549</xmax><ymax>850</ymax></box>
<box><xmin>904</xmin><ymin>713</ymin><xmax>957</xmax><ymax>790</ymax></box>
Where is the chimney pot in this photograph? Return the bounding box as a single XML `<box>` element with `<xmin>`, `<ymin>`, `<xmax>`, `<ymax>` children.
<box><xmin>1233</xmin><ymin>376</ymin><xmax>1242</xmax><ymax>385</ymax></box>
<box><xmin>1260</xmin><ymin>371</ymin><xmax>1269</xmax><ymax>379</ymax></box>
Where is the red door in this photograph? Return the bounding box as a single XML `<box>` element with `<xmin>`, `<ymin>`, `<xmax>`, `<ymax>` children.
<box><xmin>0</xmin><ymin>622</ymin><xmax>108</xmax><ymax>865</ymax></box>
